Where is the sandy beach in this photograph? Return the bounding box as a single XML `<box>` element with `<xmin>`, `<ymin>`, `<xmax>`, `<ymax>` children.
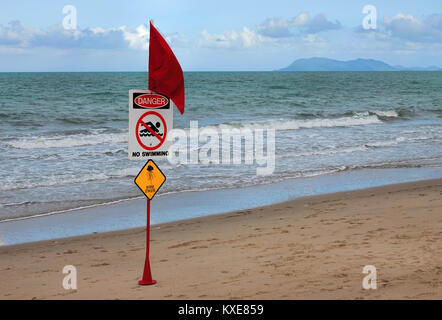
<box><xmin>1</xmin><ymin>178</ymin><xmax>441</xmax><ymax>300</ymax></box>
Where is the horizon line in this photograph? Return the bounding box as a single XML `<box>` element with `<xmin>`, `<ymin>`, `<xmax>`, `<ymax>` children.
<box><xmin>1</xmin><ymin>70</ymin><xmax>442</xmax><ymax>73</ymax></box>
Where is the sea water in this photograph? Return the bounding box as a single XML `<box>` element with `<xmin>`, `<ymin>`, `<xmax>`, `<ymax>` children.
<box><xmin>0</xmin><ymin>71</ymin><xmax>441</xmax><ymax>221</ymax></box>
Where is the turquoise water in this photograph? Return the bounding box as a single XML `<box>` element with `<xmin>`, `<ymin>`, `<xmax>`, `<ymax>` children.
<box><xmin>0</xmin><ymin>72</ymin><xmax>441</xmax><ymax>220</ymax></box>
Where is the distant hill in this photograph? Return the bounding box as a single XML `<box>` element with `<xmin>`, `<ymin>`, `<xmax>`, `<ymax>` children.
<box><xmin>278</xmin><ymin>57</ymin><xmax>442</xmax><ymax>71</ymax></box>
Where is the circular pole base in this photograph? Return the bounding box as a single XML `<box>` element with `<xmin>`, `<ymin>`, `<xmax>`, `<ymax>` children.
<box><xmin>138</xmin><ymin>279</ymin><xmax>157</xmax><ymax>286</ymax></box>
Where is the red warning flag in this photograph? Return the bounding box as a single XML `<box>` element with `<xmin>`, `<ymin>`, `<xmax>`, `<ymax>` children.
<box><xmin>148</xmin><ymin>21</ymin><xmax>185</xmax><ymax>114</ymax></box>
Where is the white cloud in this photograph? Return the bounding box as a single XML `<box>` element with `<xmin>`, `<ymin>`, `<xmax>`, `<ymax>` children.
<box><xmin>120</xmin><ymin>24</ymin><xmax>149</xmax><ymax>50</ymax></box>
<box><xmin>0</xmin><ymin>21</ymin><xmax>187</xmax><ymax>51</ymax></box>
<box><xmin>305</xmin><ymin>14</ymin><xmax>341</xmax><ymax>34</ymax></box>
<box><xmin>383</xmin><ymin>13</ymin><xmax>442</xmax><ymax>42</ymax></box>
<box><xmin>292</xmin><ymin>12</ymin><xmax>310</xmax><ymax>26</ymax></box>
<box><xmin>302</xmin><ymin>34</ymin><xmax>326</xmax><ymax>47</ymax></box>
<box><xmin>198</xmin><ymin>12</ymin><xmax>342</xmax><ymax>49</ymax></box>
<box><xmin>256</xmin><ymin>12</ymin><xmax>341</xmax><ymax>38</ymax></box>
<box><xmin>32</xmin><ymin>24</ymin><xmax>127</xmax><ymax>49</ymax></box>
<box><xmin>256</xmin><ymin>17</ymin><xmax>297</xmax><ymax>38</ymax></box>
<box><xmin>164</xmin><ymin>32</ymin><xmax>190</xmax><ymax>48</ymax></box>
<box><xmin>0</xmin><ymin>20</ymin><xmax>44</xmax><ymax>47</ymax></box>
<box><xmin>199</xmin><ymin>27</ymin><xmax>268</xmax><ymax>49</ymax></box>
<box><xmin>198</xmin><ymin>12</ymin><xmax>341</xmax><ymax>49</ymax></box>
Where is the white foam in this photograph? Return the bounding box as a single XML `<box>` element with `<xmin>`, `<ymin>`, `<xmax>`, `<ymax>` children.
<box><xmin>371</xmin><ymin>110</ymin><xmax>399</xmax><ymax>118</ymax></box>
<box><xmin>0</xmin><ymin>167</ymin><xmax>142</xmax><ymax>192</ymax></box>
<box><xmin>203</xmin><ymin>114</ymin><xmax>382</xmax><ymax>132</ymax></box>
<box><xmin>0</xmin><ymin>196</ymin><xmax>145</xmax><ymax>224</ymax></box>
<box><xmin>277</xmin><ymin>137</ymin><xmax>410</xmax><ymax>159</ymax></box>
<box><xmin>365</xmin><ymin>137</ymin><xmax>405</xmax><ymax>148</ymax></box>
<box><xmin>277</xmin><ymin>145</ymin><xmax>369</xmax><ymax>159</ymax></box>
<box><xmin>6</xmin><ymin>131</ymin><xmax>128</xmax><ymax>150</ymax></box>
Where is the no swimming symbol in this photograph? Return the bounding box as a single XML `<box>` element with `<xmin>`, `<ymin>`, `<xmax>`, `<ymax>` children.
<box><xmin>135</xmin><ymin>111</ymin><xmax>167</xmax><ymax>150</ymax></box>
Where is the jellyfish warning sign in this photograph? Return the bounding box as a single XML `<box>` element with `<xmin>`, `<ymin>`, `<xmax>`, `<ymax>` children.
<box><xmin>129</xmin><ymin>90</ymin><xmax>173</xmax><ymax>160</ymax></box>
<box><xmin>134</xmin><ymin>159</ymin><xmax>166</xmax><ymax>200</ymax></box>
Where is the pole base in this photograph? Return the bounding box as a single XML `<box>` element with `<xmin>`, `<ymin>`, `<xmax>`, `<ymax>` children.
<box><xmin>138</xmin><ymin>279</ymin><xmax>157</xmax><ymax>286</ymax></box>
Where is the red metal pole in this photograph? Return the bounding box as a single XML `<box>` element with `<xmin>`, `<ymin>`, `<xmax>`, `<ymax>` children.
<box><xmin>138</xmin><ymin>199</ymin><xmax>157</xmax><ymax>285</ymax></box>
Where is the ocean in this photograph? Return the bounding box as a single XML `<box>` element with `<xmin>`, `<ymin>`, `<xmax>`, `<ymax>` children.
<box><xmin>0</xmin><ymin>71</ymin><xmax>441</xmax><ymax>222</ymax></box>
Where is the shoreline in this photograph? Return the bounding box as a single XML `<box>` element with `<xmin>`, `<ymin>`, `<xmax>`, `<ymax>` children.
<box><xmin>2</xmin><ymin>177</ymin><xmax>440</xmax><ymax>250</ymax></box>
<box><xmin>1</xmin><ymin>166</ymin><xmax>441</xmax><ymax>246</ymax></box>
<box><xmin>1</xmin><ymin>178</ymin><xmax>441</xmax><ymax>299</ymax></box>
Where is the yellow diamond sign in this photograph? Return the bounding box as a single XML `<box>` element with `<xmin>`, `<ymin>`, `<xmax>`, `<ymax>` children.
<box><xmin>134</xmin><ymin>160</ymin><xmax>166</xmax><ymax>200</ymax></box>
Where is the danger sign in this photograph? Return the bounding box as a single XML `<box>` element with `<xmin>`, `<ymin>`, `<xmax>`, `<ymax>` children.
<box><xmin>129</xmin><ymin>90</ymin><xmax>173</xmax><ymax>160</ymax></box>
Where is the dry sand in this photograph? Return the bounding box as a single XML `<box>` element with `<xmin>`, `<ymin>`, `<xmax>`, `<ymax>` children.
<box><xmin>1</xmin><ymin>179</ymin><xmax>441</xmax><ymax>300</ymax></box>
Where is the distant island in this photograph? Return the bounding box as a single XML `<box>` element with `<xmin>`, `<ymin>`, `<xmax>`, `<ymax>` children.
<box><xmin>278</xmin><ymin>57</ymin><xmax>442</xmax><ymax>71</ymax></box>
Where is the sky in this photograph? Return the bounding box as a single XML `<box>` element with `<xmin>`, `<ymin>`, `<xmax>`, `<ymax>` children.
<box><xmin>0</xmin><ymin>0</ymin><xmax>441</xmax><ymax>71</ymax></box>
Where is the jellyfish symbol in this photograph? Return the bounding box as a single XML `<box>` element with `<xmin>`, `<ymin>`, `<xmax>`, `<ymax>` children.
<box><xmin>146</xmin><ymin>165</ymin><xmax>155</xmax><ymax>181</ymax></box>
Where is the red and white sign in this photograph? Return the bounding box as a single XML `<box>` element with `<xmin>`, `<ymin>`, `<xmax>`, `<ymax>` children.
<box><xmin>128</xmin><ymin>90</ymin><xmax>173</xmax><ymax>160</ymax></box>
<box><xmin>135</xmin><ymin>111</ymin><xmax>167</xmax><ymax>150</ymax></box>
<box><xmin>134</xmin><ymin>93</ymin><xmax>169</xmax><ymax>109</ymax></box>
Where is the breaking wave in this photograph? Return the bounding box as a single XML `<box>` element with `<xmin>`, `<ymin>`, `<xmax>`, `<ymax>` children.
<box><xmin>5</xmin><ymin>130</ymin><xmax>128</xmax><ymax>150</ymax></box>
<box><xmin>3</xmin><ymin>109</ymin><xmax>403</xmax><ymax>150</ymax></box>
<box><xmin>205</xmin><ymin>113</ymin><xmax>384</xmax><ymax>131</ymax></box>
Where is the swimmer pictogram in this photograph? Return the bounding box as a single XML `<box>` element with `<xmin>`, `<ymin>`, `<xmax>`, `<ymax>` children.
<box><xmin>135</xmin><ymin>111</ymin><xmax>167</xmax><ymax>151</ymax></box>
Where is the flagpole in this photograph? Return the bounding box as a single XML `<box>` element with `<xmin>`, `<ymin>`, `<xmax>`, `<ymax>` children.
<box><xmin>138</xmin><ymin>198</ymin><xmax>156</xmax><ymax>285</ymax></box>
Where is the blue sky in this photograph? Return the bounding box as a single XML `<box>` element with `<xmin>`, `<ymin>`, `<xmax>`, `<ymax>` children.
<box><xmin>1</xmin><ymin>0</ymin><xmax>441</xmax><ymax>71</ymax></box>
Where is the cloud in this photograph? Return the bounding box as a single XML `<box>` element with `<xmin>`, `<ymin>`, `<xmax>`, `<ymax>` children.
<box><xmin>0</xmin><ymin>21</ymin><xmax>186</xmax><ymax>51</ymax></box>
<box><xmin>305</xmin><ymin>14</ymin><xmax>341</xmax><ymax>34</ymax></box>
<box><xmin>302</xmin><ymin>34</ymin><xmax>326</xmax><ymax>47</ymax></box>
<box><xmin>33</xmin><ymin>25</ymin><xmax>128</xmax><ymax>49</ymax></box>
<box><xmin>199</xmin><ymin>12</ymin><xmax>341</xmax><ymax>49</ymax></box>
<box><xmin>256</xmin><ymin>13</ymin><xmax>309</xmax><ymax>38</ymax></box>
<box><xmin>0</xmin><ymin>20</ymin><xmax>44</xmax><ymax>47</ymax></box>
<box><xmin>383</xmin><ymin>13</ymin><xmax>442</xmax><ymax>43</ymax></box>
<box><xmin>256</xmin><ymin>18</ymin><xmax>293</xmax><ymax>38</ymax></box>
<box><xmin>256</xmin><ymin>12</ymin><xmax>341</xmax><ymax>38</ymax></box>
<box><xmin>199</xmin><ymin>27</ymin><xmax>268</xmax><ymax>48</ymax></box>
<box><xmin>164</xmin><ymin>32</ymin><xmax>190</xmax><ymax>48</ymax></box>
<box><xmin>120</xmin><ymin>24</ymin><xmax>149</xmax><ymax>50</ymax></box>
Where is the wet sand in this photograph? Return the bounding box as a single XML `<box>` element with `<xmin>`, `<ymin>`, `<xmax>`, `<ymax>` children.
<box><xmin>1</xmin><ymin>179</ymin><xmax>441</xmax><ymax>299</ymax></box>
